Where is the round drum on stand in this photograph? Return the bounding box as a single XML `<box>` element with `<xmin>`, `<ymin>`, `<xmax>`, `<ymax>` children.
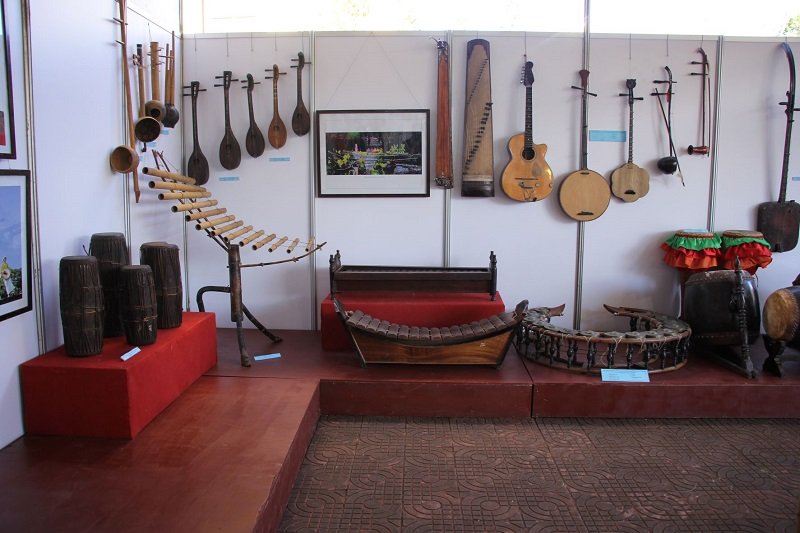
<box><xmin>140</xmin><ymin>242</ymin><xmax>183</xmax><ymax>329</ymax></box>
<box><xmin>59</xmin><ymin>255</ymin><xmax>104</xmax><ymax>357</ymax></box>
<box><xmin>719</xmin><ymin>230</ymin><xmax>772</xmax><ymax>274</ymax></box>
<box><xmin>119</xmin><ymin>265</ymin><xmax>157</xmax><ymax>346</ymax></box>
<box><xmin>89</xmin><ymin>232</ymin><xmax>130</xmax><ymax>337</ymax></box>
<box><xmin>761</xmin><ymin>275</ymin><xmax>800</xmax><ymax>376</ymax></box>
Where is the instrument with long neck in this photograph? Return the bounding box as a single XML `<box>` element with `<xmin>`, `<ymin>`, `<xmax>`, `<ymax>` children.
<box><xmin>610</xmin><ymin>79</ymin><xmax>649</xmax><ymax>202</ymax></box>
<box><xmin>266</xmin><ymin>64</ymin><xmax>288</xmax><ymax>149</ymax></box>
<box><xmin>243</xmin><ymin>73</ymin><xmax>265</xmax><ymax>158</ymax></box>
<box><xmin>290</xmin><ymin>52</ymin><xmax>311</xmax><ymax>136</ymax></box>
<box><xmin>434</xmin><ymin>39</ymin><xmax>453</xmax><ymax>189</ymax></box>
<box><xmin>757</xmin><ymin>42</ymin><xmax>800</xmax><ymax>252</ymax></box>
<box><xmin>216</xmin><ymin>70</ymin><xmax>241</xmax><ymax>170</ymax></box>
<box><xmin>461</xmin><ymin>39</ymin><xmax>494</xmax><ymax>197</ymax></box>
<box><xmin>185</xmin><ymin>81</ymin><xmax>209</xmax><ymax>184</ymax></box>
<box><xmin>162</xmin><ymin>32</ymin><xmax>180</xmax><ymax>128</ymax></box>
<box><xmin>558</xmin><ymin>69</ymin><xmax>610</xmax><ymax>221</ymax></box>
<box><xmin>688</xmin><ymin>48</ymin><xmax>710</xmax><ymax>155</ymax></box>
<box><xmin>500</xmin><ymin>60</ymin><xmax>553</xmax><ymax>202</ymax></box>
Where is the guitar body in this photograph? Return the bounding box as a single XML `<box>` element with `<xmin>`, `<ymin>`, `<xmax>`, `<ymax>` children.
<box><xmin>500</xmin><ymin>134</ymin><xmax>553</xmax><ymax>202</ymax></box>
<box><xmin>219</xmin><ymin>129</ymin><xmax>242</xmax><ymax>170</ymax></box>
<box><xmin>757</xmin><ymin>200</ymin><xmax>800</xmax><ymax>252</ymax></box>
<box><xmin>187</xmin><ymin>145</ymin><xmax>209</xmax><ymax>185</ymax></box>
<box><xmin>559</xmin><ymin>169</ymin><xmax>611</xmax><ymax>221</ymax></box>
<box><xmin>610</xmin><ymin>162</ymin><xmax>649</xmax><ymax>202</ymax></box>
<box><xmin>269</xmin><ymin>116</ymin><xmax>287</xmax><ymax>149</ymax></box>
<box><xmin>291</xmin><ymin>102</ymin><xmax>310</xmax><ymax>136</ymax></box>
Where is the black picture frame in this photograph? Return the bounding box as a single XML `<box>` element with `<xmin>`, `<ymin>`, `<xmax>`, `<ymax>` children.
<box><xmin>316</xmin><ymin>109</ymin><xmax>430</xmax><ymax>197</ymax></box>
<box><xmin>0</xmin><ymin>169</ymin><xmax>31</xmax><ymax>321</ymax></box>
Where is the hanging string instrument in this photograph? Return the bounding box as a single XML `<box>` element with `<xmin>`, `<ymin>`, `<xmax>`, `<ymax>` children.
<box><xmin>558</xmin><ymin>69</ymin><xmax>610</xmax><ymax>221</ymax></box>
<box><xmin>243</xmin><ymin>73</ymin><xmax>266</xmax><ymax>158</ymax></box>
<box><xmin>610</xmin><ymin>78</ymin><xmax>649</xmax><ymax>202</ymax></box>
<box><xmin>653</xmin><ymin>66</ymin><xmax>680</xmax><ymax>177</ymax></box>
<box><xmin>186</xmin><ymin>81</ymin><xmax>209</xmax><ymax>185</ymax></box>
<box><xmin>216</xmin><ymin>70</ymin><xmax>242</xmax><ymax>170</ymax></box>
<box><xmin>290</xmin><ymin>52</ymin><xmax>311</xmax><ymax>136</ymax></box>
<box><xmin>434</xmin><ymin>38</ymin><xmax>454</xmax><ymax>189</ymax></box>
<box><xmin>501</xmin><ymin>60</ymin><xmax>553</xmax><ymax>202</ymax></box>
<box><xmin>757</xmin><ymin>42</ymin><xmax>800</xmax><ymax>253</ymax></box>
<box><xmin>688</xmin><ymin>48</ymin><xmax>710</xmax><ymax>155</ymax></box>
<box><xmin>461</xmin><ymin>39</ymin><xmax>494</xmax><ymax>197</ymax></box>
<box><xmin>267</xmin><ymin>64</ymin><xmax>288</xmax><ymax>149</ymax></box>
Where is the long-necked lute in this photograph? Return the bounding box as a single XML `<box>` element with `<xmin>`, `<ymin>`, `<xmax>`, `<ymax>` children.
<box><xmin>610</xmin><ymin>79</ymin><xmax>649</xmax><ymax>202</ymax></box>
<box><xmin>243</xmin><ymin>73</ymin><xmax>265</xmax><ymax>158</ymax></box>
<box><xmin>434</xmin><ymin>39</ymin><xmax>453</xmax><ymax>189</ymax></box>
<box><xmin>757</xmin><ymin>42</ymin><xmax>800</xmax><ymax>252</ymax></box>
<box><xmin>500</xmin><ymin>60</ymin><xmax>553</xmax><ymax>202</ymax></box>
<box><xmin>217</xmin><ymin>70</ymin><xmax>241</xmax><ymax>170</ymax></box>
<box><xmin>290</xmin><ymin>52</ymin><xmax>311</xmax><ymax>136</ymax></box>
<box><xmin>267</xmin><ymin>64</ymin><xmax>288</xmax><ymax>149</ymax></box>
<box><xmin>461</xmin><ymin>39</ymin><xmax>494</xmax><ymax>197</ymax></box>
<box><xmin>558</xmin><ymin>69</ymin><xmax>610</xmax><ymax>221</ymax></box>
<box><xmin>186</xmin><ymin>81</ymin><xmax>209</xmax><ymax>185</ymax></box>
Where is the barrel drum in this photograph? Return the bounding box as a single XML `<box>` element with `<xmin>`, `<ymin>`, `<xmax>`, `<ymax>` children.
<box><xmin>683</xmin><ymin>269</ymin><xmax>761</xmax><ymax>345</ymax></box>
<box><xmin>140</xmin><ymin>242</ymin><xmax>183</xmax><ymax>329</ymax></box>
<box><xmin>763</xmin><ymin>286</ymin><xmax>800</xmax><ymax>347</ymax></box>
<box><xmin>59</xmin><ymin>256</ymin><xmax>104</xmax><ymax>357</ymax></box>
<box><xmin>89</xmin><ymin>232</ymin><xmax>130</xmax><ymax>337</ymax></box>
<box><xmin>119</xmin><ymin>265</ymin><xmax>157</xmax><ymax>346</ymax></box>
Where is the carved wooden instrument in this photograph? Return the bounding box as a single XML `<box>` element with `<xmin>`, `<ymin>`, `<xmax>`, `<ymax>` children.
<box><xmin>243</xmin><ymin>74</ymin><xmax>265</xmax><ymax>158</ymax></box>
<box><xmin>290</xmin><ymin>52</ymin><xmax>311</xmax><ymax>136</ymax></box>
<box><xmin>267</xmin><ymin>64</ymin><xmax>287</xmax><ymax>149</ymax></box>
<box><xmin>144</xmin><ymin>41</ymin><xmax>166</xmax><ymax>122</ymax></box>
<box><xmin>162</xmin><ymin>32</ymin><xmax>179</xmax><ymax>128</ymax></box>
<box><xmin>216</xmin><ymin>70</ymin><xmax>241</xmax><ymax>170</ymax></box>
<box><xmin>186</xmin><ymin>81</ymin><xmax>209</xmax><ymax>185</ymax></box>
<box><xmin>434</xmin><ymin>39</ymin><xmax>453</xmax><ymax>189</ymax></box>
<box><xmin>558</xmin><ymin>69</ymin><xmax>610</xmax><ymax>221</ymax></box>
<box><xmin>688</xmin><ymin>48</ymin><xmax>709</xmax><ymax>155</ymax></box>
<box><xmin>461</xmin><ymin>39</ymin><xmax>494</xmax><ymax>197</ymax></box>
<box><xmin>109</xmin><ymin>0</ymin><xmax>140</xmax><ymax>201</ymax></box>
<box><xmin>133</xmin><ymin>44</ymin><xmax>160</xmax><ymax>143</ymax></box>
<box><xmin>757</xmin><ymin>42</ymin><xmax>800</xmax><ymax>253</ymax></box>
<box><xmin>610</xmin><ymin>79</ymin><xmax>649</xmax><ymax>202</ymax></box>
<box><xmin>653</xmin><ymin>66</ymin><xmax>680</xmax><ymax>176</ymax></box>
<box><xmin>500</xmin><ymin>60</ymin><xmax>553</xmax><ymax>202</ymax></box>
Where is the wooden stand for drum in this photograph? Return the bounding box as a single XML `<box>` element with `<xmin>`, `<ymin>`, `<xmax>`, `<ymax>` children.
<box><xmin>683</xmin><ymin>257</ymin><xmax>760</xmax><ymax>378</ymax></box>
<box><xmin>762</xmin><ymin>273</ymin><xmax>800</xmax><ymax>376</ymax></box>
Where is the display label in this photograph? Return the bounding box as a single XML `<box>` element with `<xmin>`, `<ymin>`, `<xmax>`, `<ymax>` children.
<box><xmin>269</xmin><ymin>157</ymin><xmax>291</xmax><ymax>162</ymax></box>
<box><xmin>218</xmin><ymin>176</ymin><xmax>239</xmax><ymax>182</ymax></box>
<box><xmin>589</xmin><ymin>130</ymin><xmax>626</xmax><ymax>142</ymax></box>
<box><xmin>254</xmin><ymin>353</ymin><xmax>282</xmax><ymax>361</ymax></box>
<box><xmin>601</xmin><ymin>369</ymin><xmax>650</xmax><ymax>382</ymax></box>
<box><xmin>120</xmin><ymin>347</ymin><xmax>141</xmax><ymax>361</ymax></box>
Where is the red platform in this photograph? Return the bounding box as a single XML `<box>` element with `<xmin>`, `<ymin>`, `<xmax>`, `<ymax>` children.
<box><xmin>20</xmin><ymin>312</ymin><xmax>217</xmax><ymax>439</ymax></box>
<box><xmin>320</xmin><ymin>291</ymin><xmax>506</xmax><ymax>351</ymax></box>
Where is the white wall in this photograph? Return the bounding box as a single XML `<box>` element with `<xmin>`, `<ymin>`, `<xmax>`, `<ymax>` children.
<box><xmin>183</xmin><ymin>32</ymin><xmax>799</xmax><ymax>334</ymax></box>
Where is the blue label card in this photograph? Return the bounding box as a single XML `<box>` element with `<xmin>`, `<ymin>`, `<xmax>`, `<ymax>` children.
<box><xmin>254</xmin><ymin>353</ymin><xmax>282</xmax><ymax>361</ymax></box>
<box><xmin>792</xmin><ymin>176</ymin><xmax>800</xmax><ymax>181</ymax></box>
<box><xmin>160</xmin><ymin>129</ymin><xmax>170</xmax><ymax>135</ymax></box>
<box><xmin>269</xmin><ymin>157</ymin><xmax>291</xmax><ymax>162</ymax></box>
<box><xmin>218</xmin><ymin>176</ymin><xmax>240</xmax><ymax>182</ymax></box>
<box><xmin>589</xmin><ymin>130</ymin><xmax>626</xmax><ymax>142</ymax></box>
<box><xmin>601</xmin><ymin>369</ymin><xmax>650</xmax><ymax>382</ymax></box>
<box><xmin>120</xmin><ymin>347</ymin><xmax>141</xmax><ymax>361</ymax></box>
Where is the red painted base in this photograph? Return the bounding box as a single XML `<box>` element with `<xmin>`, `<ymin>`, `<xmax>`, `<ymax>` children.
<box><xmin>320</xmin><ymin>291</ymin><xmax>506</xmax><ymax>351</ymax></box>
<box><xmin>20</xmin><ymin>312</ymin><xmax>218</xmax><ymax>438</ymax></box>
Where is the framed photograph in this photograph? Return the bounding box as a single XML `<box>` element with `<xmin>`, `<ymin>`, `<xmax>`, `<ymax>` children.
<box><xmin>316</xmin><ymin>109</ymin><xmax>430</xmax><ymax>197</ymax></box>
<box><xmin>0</xmin><ymin>0</ymin><xmax>15</xmax><ymax>159</ymax></box>
<box><xmin>0</xmin><ymin>170</ymin><xmax>31</xmax><ymax>321</ymax></box>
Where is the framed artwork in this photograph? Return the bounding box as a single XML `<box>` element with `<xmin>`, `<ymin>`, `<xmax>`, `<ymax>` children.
<box><xmin>0</xmin><ymin>170</ymin><xmax>31</xmax><ymax>321</ymax></box>
<box><xmin>316</xmin><ymin>109</ymin><xmax>430</xmax><ymax>197</ymax></box>
<box><xmin>0</xmin><ymin>0</ymin><xmax>14</xmax><ymax>159</ymax></box>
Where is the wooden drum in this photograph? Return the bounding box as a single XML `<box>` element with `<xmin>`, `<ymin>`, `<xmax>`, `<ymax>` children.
<box><xmin>683</xmin><ymin>269</ymin><xmax>760</xmax><ymax>345</ymax></box>
<box><xmin>140</xmin><ymin>242</ymin><xmax>182</xmax><ymax>329</ymax></box>
<box><xmin>119</xmin><ymin>265</ymin><xmax>157</xmax><ymax>346</ymax></box>
<box><xmin>59</xmin><ymin>256</ymin><xmax>104</xmax><ymax>357</ymax></box>
<box><xmin>763</xmin><ymin>286</ymin><xmax>800</xmax><ymax>346</ymax></box>
<box><xmin>89</xmin><ymin>232</ymin><xmax>130</xmax><ymax>337</ymax></box>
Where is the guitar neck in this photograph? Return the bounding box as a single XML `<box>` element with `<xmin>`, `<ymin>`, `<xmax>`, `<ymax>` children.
<box><xmin>627</xmin><ymin>100</ymin><xmax>634</xmax><ymax>164</ymax></box>
<box><xmin>524</xmin><ymin>85</ymin><xmax>533</xmax><ymax>152</ymax></box>
<box><xmin>580</xmin><ymin>91</ymin><xmax>589</xmax><ymax>170</ymax></box>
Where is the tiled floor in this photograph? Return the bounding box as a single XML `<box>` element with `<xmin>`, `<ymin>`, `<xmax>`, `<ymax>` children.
<box><xmin>280</xmin><ymin>417</ymin><xmax>800</xmax><ymax>532</ymax></box>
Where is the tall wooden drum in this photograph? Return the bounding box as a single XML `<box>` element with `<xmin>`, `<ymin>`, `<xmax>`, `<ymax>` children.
<box><xmin>89</xmin><ymin>232</ymin><xmax>129</xmax><ymax>337</ymax></box>
<box><xmin>140</xmin><ymin>242</ymin><xmax>183</xmax><ymax>329</ymax></box>
<box><xmin>59</xmin><ymin>256</ymin><xmax>104</xmax><ymax>357</ymax></box>
<box><xmin>119</xmin><ymin>265</ymin><xmax>157</xmax><ymax>346</ymax></box>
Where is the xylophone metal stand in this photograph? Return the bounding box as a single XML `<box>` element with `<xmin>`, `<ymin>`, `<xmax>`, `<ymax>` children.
<box><xmin>196</xmin><ymin>245</ymin><xmax>281</xmax><ymax>367</ymax></box>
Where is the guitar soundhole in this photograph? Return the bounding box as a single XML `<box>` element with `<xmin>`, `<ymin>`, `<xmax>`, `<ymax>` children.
<box><xmin>522</xmin><ymin>147</ymin><xmax>535</xmax><ymax>160</ymax></box>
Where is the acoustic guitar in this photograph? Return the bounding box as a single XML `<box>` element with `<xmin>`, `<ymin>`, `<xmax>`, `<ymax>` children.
<box><xmin>501</xmin><ymin>61</ymin><xmax>553</xmax><ymax>202</ymax></box>
<box><xmin>558</xmin><ymin>69</ymin><xmax>611</xmax><ymax>221</ymax></box>
<box><xmin>610</xmin><ymin>79</ymin><xmax>649</xmax><ymax>202</ymax></box>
